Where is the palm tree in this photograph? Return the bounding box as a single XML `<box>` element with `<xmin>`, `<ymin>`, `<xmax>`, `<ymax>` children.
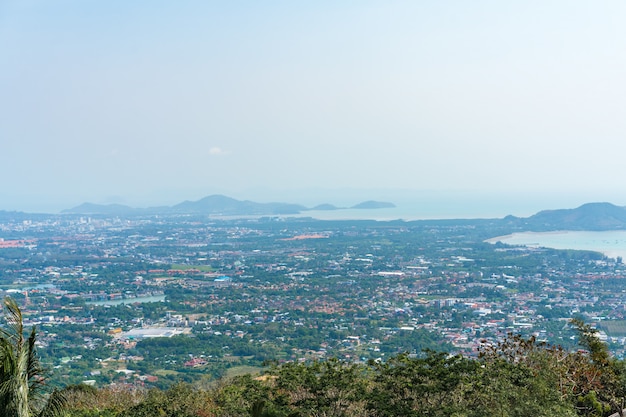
<box><xmin>0</xmin><ymin>296</ymin><xmax>63</xmax><ymax>417</ymax></box>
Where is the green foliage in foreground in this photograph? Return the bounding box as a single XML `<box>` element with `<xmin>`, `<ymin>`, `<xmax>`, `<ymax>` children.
<box><xmin>57</xmin><ymin>321</ymin><xmax>626</xmax><ymax>417</ymax></box>
<box><xmin>0</xmin><ymin>297</ymin><xmax>65</xmax><ymax>417</ymax></box>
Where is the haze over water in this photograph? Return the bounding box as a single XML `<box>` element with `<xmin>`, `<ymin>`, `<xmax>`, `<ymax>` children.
<box><xmin>293</xmin><ymin>192</ymin><xmax>620</xmax><ymax>221</ymax></box>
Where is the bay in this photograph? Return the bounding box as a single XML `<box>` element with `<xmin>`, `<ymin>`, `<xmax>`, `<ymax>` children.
<box><xmin>486</xmin><ymin>230</ymin><xmax>626</xmax><ymax>260</ymax></box>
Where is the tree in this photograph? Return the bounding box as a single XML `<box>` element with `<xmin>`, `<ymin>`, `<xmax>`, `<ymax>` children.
<box><xmin>271</xmin><ymin>358</ymin><xmax>369</xmax><ymax>417</ymax></box>
<box><xmin>477</xmin><ymin>327</ymin><xmax>624</xmax><ymax>417</ymax></box>
<box><xmin>368</xmin><ymin>351</ymin><xmax>479</xmax><ymax>417</ymax></box>
<box><xmin>118</xmin><ymin>383</ymin><xmax>215</xmax><ymax>417</ymax></box>
<box><xmin>0</xmin><ymin>297</ymin><xmax>64</xmax><ymax>417</ymax></box>
<box><xmin>570</xmin><ymin>318</ymin><xmax>626</xmax><ymax>417</ymax></box>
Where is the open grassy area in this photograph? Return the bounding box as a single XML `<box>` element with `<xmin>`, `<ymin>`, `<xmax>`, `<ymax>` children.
<box><xmin>170</xmin><ymin>264</ymin><xmax>214</xmax><ymax>272</ymax></box>
<box><xmin>154</xmin><ymin>369</ymin><xmax>180</xmax><ymax>376</ymax></box>
<box><xmin>600</xmin><ymin>321</ymin><xmax>626</xmax><ymax>337</ymax></box>
<box><xmin>224</xmin><ymin>365</ymin><xmax>264</xmax><ymax>379</ymax></box>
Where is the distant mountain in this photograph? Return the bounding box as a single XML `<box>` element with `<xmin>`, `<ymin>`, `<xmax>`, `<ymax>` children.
<box><xmin>63</xmin><ymin>195</ymin><xmax>307</xmax><ymax>216</ymax></box>
<box><xmin>35</xmin><ymin>199</ymin><xmax>626</xmax><ymax>230</ymax></box>
<box><xmin>310</xmin><ymin>203</ymin><xmax>342</xmax><ymax>211</ymax></box>
<box><xmin>517</xmin><ymin>202</ymin><xmax>626</xmax><ymax>231</ymax></box>
<box><xmin>351</xmin><ymin>201</ymin><xmax>396</xmax><ymax>209</ymax></box>
<box><xmin>171</xmin><ymin>195</ymin><xmax>307</xmax><ymax>215</ymax></box>
<box><xmin>61</xmin><ymin>203</ymin><xmax>138</xmax><ymax>215</ymax></box>
<box><xmin>62</xmin><ymin>195</ymin><xmax>401</xmax><ymax>216</ymax></box>
<box><xmin>0</xmin><ymin>210</ymin><xmax>49</xmax><ymax>222</ymax></box>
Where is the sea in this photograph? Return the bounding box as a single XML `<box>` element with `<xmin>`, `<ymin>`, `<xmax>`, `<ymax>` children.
<box><xmin>292</xmin><ymin>201</ymin><xmax>534</xmax><ymax>221</ymax></box>
<box><xmin>486</xmin><ymin>231</ymin><xmax>626</xmax><ymax>261</ymax></box>
<box><xmin>289</xmin><ymin>201</ymin><xmax>626</xmax><ymax>260</ymax></box>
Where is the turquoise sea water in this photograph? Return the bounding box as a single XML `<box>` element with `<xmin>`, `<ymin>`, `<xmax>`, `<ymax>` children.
<box><xmin>487</xmin><ymin>231</ymin><xmax>626</xmax><ymax>260</ymax></box>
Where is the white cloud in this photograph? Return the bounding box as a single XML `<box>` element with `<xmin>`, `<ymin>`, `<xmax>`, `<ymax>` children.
<box><xmin>208</xmin><ymin>147</ymin><xmax>228</xmax><ymax>156</ymax></box>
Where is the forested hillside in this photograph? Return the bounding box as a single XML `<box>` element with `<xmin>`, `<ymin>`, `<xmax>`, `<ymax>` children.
<box><xmin>57</xmin><ymin>320</ymin><xmax>626</xmax><ymax>417</ymax></box>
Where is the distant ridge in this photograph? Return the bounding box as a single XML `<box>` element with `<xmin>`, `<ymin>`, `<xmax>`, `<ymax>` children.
<box><xmin>351</xmin><ymin>201</ymin><xmax>396</xmax><ymax>209</ymax></box>
<box><xmin>311</xmin><ymin>203</ymin><xmax>342</xmax><ymax>211</ymax></box>
<box><xmin>22</xmin><ymin>200</ymin><xmax>626</xmax><ymax>231</ymax></box>
<box><xmin>62</xmin><ymin>202</ymin><xmax>137</xmax><ymax>215</ymax></box>
<box><xmin>514</xmin><ymin>202</ymin><xmax>626</xmax><ymax>231</ymax></box>
<box><xmin>171</xmin><ymin>195</ymin><xmax>306</xmax><ymax>215</ymax></box>
<box><xmin>61</xmin><ymin>195</ymin><xmax>396</xmax><ymax>216</ymax></box>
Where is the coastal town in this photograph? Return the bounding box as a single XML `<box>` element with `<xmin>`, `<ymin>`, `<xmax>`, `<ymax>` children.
<box><xmin>0</xmin><ymin>211</ymin><xmax>624</xmax><ymax>388</ymax></box>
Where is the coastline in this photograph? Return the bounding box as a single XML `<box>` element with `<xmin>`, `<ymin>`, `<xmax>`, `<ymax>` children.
<box><xmin>486</xmin><ymin>230</ymin><xmax>626</xmax><ymax>260</ymax></box>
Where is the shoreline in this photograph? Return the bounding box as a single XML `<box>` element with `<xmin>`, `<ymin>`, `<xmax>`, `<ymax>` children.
<box><xmin>486</xmin><ymin>230</ymin><xmax>626</xmax><ymax>261</ymax></box>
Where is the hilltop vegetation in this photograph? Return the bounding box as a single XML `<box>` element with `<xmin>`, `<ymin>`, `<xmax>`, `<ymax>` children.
<box><xmin>59</xmin><ymin>321</ymin><xmax>625</xmax><ymax>417</ymax></box>
<box><xmin>2</xmin><ymin>291</ymin><xmax>622</xmax><ymax>417</ymax></box>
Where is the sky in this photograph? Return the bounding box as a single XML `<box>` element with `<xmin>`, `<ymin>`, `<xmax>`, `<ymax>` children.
<box><xmin>2</xmin><ymin>1</ymin><xmax>626</xmax><ymax>214</ymax></box>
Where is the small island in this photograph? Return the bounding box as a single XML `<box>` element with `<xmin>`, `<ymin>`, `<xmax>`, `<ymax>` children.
<box><xmin>62</xmin><ymin>195</ymin><xmax>397</xmax><ymax>216</ymax></box>
<box><xmin>350</xmin><ymin>200</ymin><xmax>396</xmax><ymax>210</ymax></box>
<box><xmin>311</xmin><ymin>203</ymin><xmax>342</xmax><ymax>211</ymax></box>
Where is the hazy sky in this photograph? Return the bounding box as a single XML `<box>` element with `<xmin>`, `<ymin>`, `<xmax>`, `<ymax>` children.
<box><xmin>2</xmin><ymin>1</ymin><xmax>626</xmax><ymax>213</ymax></box>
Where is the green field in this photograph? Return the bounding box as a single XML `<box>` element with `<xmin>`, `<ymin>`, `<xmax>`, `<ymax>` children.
<box><xmin>600</xmin><ymin>321</ymin><xmax>626</xmax><ymax>337</ymax></box>
<box><xmin>154</xmin><ymin>369</ymin><xmax>180</xmax><ymax>376</ymax></box>
<box><xmin>224</xmin><ymin>365</ymin><xmax>264</xmax><ymax>379</ymax></box>
<box><xmin>169</xmin><ymin>264</ymin><xmax>214</xmax><ymax>272</ymax></box>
